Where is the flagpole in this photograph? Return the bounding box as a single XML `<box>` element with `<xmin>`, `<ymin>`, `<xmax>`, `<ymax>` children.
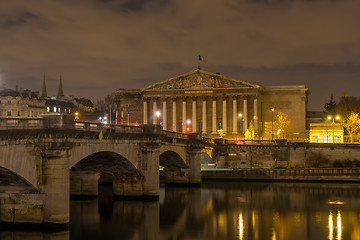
<box><xmin>198</xmin><ymin>54</ymin><xmax>200</xmax><ymax>69</ymax></box>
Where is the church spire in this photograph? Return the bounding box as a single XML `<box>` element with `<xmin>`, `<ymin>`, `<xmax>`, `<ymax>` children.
<box><xmin>57</xmin><ymin>72</ymin><xmax>64</xmax><ymax>97</ymax></box>
<box><xmin>41</xmin><ymin>73</ymin><xmax>47</xmax><ymax>98</ymax></box>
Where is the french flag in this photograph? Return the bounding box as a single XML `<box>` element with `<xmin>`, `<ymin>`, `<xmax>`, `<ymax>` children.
<box><xmin>198</xmin><ymin>55</ymin><xmax>206</xmax><ymax>62</ymax></box>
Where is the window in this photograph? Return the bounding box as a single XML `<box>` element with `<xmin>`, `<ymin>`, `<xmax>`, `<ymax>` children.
<box><xmin>47</xmin><ymin>107</ymin><xmax>50</xmax><ymax>112</ymax></box>
<box><xmin>178</xmin><ymin>121</ymin><xmax>182</xmax><ymax>132</ymax></box>
<box><xmin>218</xmin><ymin>121</ymin><xmax>223</xmax><ymax>130</ymax></box>
<box><xmin>198</xmin><ymin>122</ymin><xmax>202</xmax><ymax>133</ymax></box>
<box><xmin>324</xmin><ymin>134</ymin><xmax>329</xmax><ymax>143</ymax></box>
<box><xmin>7</xmin><ymin>100</ymin><xmax>11</xmax><ymax>104</ymax></box>
<box><xmin>312</xmin><ymin>136</ymin><xmax>318</xmax><ymax>143</ymax></box>
<box><xmin>335</xmin><ymin>135</ymin><xmax>341</xmax><ymax>143</ymax></box>
<box><xmin>58</xmin><ymin>108</ymin><xmax>61</xmax><ymax>112</ymax></box>
<box><xmin>53</xmin><ymin>107</ymin><xmax>57</xmax><ymax>112</ymax></box>
<box><xmin>17</xmin><ymin>112</ymin><xmax>20</xmax><ymax>116</ymax></box>
<box><xmin>7</xmin><ymin>111</ymin><xmax>11</xmax><ymax>116</ymax></box>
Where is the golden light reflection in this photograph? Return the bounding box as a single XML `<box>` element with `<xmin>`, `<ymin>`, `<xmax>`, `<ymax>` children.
<box><xmin>329</xmin><ymin>211</ymin><xmax>333</xmax><ymax>240</ymax></box>
<box><xmin>218</xmin><ymin>212</ymin><xmax>225</xmax><ymax>232</ymax></box>
<box><xmin>238</xmin><ymin>213</ymin><xmax>244</xmax><ymax>240</ymax></box>
<box><xmin>329</xmin><ymin>210</ymin><xmax>343</xmax><ymax>240</ymax></box>
<box><xmin>337</xmin><ymin>211</ymin><xmax>342</xmax><ymax>240</ymax></box>
<box><xmin>272</xmin><ymin>230</ymin><xmax>276</xmax><ymax>240</ymax></box>
<box><xmin>252</xmin><ymin>211</ymin><xmax>255</xmax><ymax>229</ymax></box>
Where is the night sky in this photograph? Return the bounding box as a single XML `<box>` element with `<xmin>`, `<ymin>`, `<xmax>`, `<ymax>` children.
<box><xmin>1</xmin><ymin>0</ymin><xmax>359</xmax><ymax>110</ymax></box>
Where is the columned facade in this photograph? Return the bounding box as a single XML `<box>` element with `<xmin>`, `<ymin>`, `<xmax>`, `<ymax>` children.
<box><xmin>115</xmin><ymin>69</ymin><xmax>308</xmax><ymax>140</ymax></box>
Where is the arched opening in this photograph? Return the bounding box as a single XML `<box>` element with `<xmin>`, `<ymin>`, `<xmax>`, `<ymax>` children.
<box><xmin>70</xmin><ymin>151</ymin><xmax>143</xmax><ymax>198</ymax></box>
<box><xmin>159</xmin><ymin>151</ymin><xmax>189</xmax><ymax>186</ymax></box>
<box><xmin>201</xmin><ymin>152</ymin><xmax>216</xmax><ymax>169</ymax></box>
<box><xmin>0</xmin><ymin>167</ymin><xmax>38</xmax><ymax>192</ymax></box>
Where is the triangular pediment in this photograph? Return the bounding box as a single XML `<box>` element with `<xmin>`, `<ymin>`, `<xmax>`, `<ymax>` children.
<box><xmin>143</xmin><ymin>70</ymin><xmax>260</xmax><ymax>90</ymax></box>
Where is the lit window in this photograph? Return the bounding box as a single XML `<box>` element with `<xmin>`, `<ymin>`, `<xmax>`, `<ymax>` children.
<box><xmin>54</xmin><ymin>107</ymin><xmax>57</xmax><ymax>112</ymax></box>
<box><xmin>312</xmin><ymin>136</ymin><xmax>318</xmax><ymax>143</ymax></box>
<box><xmin>65</xmin><ymin>108</ymin><xmax>67</xmax><ymax>113</ymax></box>
<box><xmin>335</xmin><ymin>136</ymin><xmax>341</xmax><ymax>143</ymax></box>
<box><xmin>47</xmin><ymin>107</ymin><xmax>50</xmax><ymax>112</ymax></box>
<box><xmin>324</xmin><ymin>134</ymin><xmax>330</xmax><ymax>143</ymax></box>
<box><xmin>69</xmin><ymin>109</ymin><xmax>71</xmax><ymax>113</ymax></box>
<box><xmin>58</xmin><ymin>108</ymin><xmax>61</xmax><ymax>112</ymax></box>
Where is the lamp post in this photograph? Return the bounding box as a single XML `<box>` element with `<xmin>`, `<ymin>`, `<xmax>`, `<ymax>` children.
<box><xmin>271</xmin><ymin>108</ymin><xmax>275</xmax><ymax>140</ymax></box>
<box><xmin>328</xmin><ymin>115</ymin><xmax>340</xmax><ymax>143</ymax></box>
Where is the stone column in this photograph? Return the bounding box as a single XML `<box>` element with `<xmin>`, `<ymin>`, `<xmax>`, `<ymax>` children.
<box><xmin>192</xmin><ymin>98</ymin><xmax>197</xmax><ymax>132</ymax></box>
<box><xmin>232</xmin><ymin>97</ymin><xmax>237</xmax><ymax>133</ymax></box>
<box><xmin>187</xmin><ymin>143</ymin><xmax>202</xmax><ymax>185</ymax></box>
<box><xmin>42</xmin><ymin>147</ymin><xmax>70</xmax><ymax>225</ymax></box>
<box><xmin>140</xmin><ymin>141</ymin><xmax>161</xmax><ymax>198</ymax></box>
<box><xmin>172</xmin><ymin>98</ymin><xmax>176</xmax><ymax>131</ymax></box>
<box><xmin>222</xmin><ymin>97</ymin><xmax>227</xmax><ymax>133</ymax></box>
<box><xmin>182</xmin><ymin>98</ymin><xmax>186</xmax><ymax>133</ymax></box>
<box><xmin>243</xmin><ymin>96</ymin><xmax>248</xmax><ymax>132</ymax></box>
<box><xmin>143</xmin><ymin>99</ymin><xmax>148</xmax><ymax>124</ymax></box>
<box><xmin>254</xmin><ymin>96</ymin><xmax>258</xmax><ymax>132</ymax></box>
<box><xmin>70</xmin><ymin>173</ymin><xmax>100</xmax><ymax>197</ymax></box>
<box><xmin>212</xmin><ymin>97</ymin><xmax>217</xmax><ymax>133</ymax></box>
<box><xmin>162</xmin><ymin>99</ymin><xmax>167</xmax><ymax>130</ymax></box>
<box><xmin>202</xmin><ymin>98</ymin><xmax>206</xmax><ymax>134</ymax></box>
<box><xmin>152</xmin><ymin>101</ymin><xmax>157</xmax><ymax>125</ymax></box>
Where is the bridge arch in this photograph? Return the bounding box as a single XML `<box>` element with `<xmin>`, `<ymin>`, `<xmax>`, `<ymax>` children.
<box><xmin>159</xmin><ymin>151</ymin><xmax>188</xmax><ymax>169</ymax></box>
<box><xmin>0</xmin><ymin>167</ymin><xmax>38</xmax><ymax>192</ymax></box>
<box><xmin>70</xmin><ymin>151</ymin><xmax>142</xmax><ymax>178</ymax></box>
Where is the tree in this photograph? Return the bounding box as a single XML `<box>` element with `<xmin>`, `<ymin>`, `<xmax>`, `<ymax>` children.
<box><xmin>341</xmin><ymin>112</ymin><xmax>360</xmax><ymax>143</ymax></box>
<box><xmin>336</xmin><ymin>96</ymin><xmax>360</xmax><ymax>120</ymax></box>
<box><xmin>273</xmin><ymin>112</ymin><xmax>292</xmax><ymax>139</ymax></box>
<box><xmin>324</xmin><ymin>94</ymin><xmax>336</xmax><ymax>116</ymax></box>
<box><xmin>95</xmin><ymin>94</ymin><xmax>115</xmax><ymax>112</ymax></box>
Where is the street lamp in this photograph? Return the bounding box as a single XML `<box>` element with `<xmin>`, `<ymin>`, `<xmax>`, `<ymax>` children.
<box><xmin>238</xmin><ymin>113</ymin><xmax>243</xmax><ymax>133</ymax></box>
<box><xmin>155</xmin><ymin>111</ymin><xmax>160</xmax><ymax>124</ymax></box>
<box><xmin>328</xmin><ymin>115</ymin><xmax>340</xmax><ymax>143</ymax></box>
<box><xmin>271</xmin><ymin>108</ymin><xmax>275</xmax><ymax>140</ymax></box>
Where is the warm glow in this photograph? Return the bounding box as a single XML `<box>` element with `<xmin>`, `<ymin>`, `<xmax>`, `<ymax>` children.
<box><xmin>271</xmin><ymin>108</ymin><xmax>275</xmax><ymax>112</ymax></box>
<box><xmin>238</xmin><ymin>213</ymin><xmax>244</xmax><ymax>240</ymax></box>
<box><xmin>186</xmin><ymin>127</ymin><xmax>191</xmax><ymax>132</ymax></box>
<box><xmin>155</xmin><ymin>111</ymin><xmax>160</xmax><ymax>117</ymax></box>
<box><xmin>75</xmin><ymin>112</ymin><xmax>79</xmax><ymax>116</ymax></box>
<box><xmin>238</xmin><ymin>113</ymin><xmax>242</xmax><ymax>117</ymax></box>
<box><xmin>336</xmin><ymin>115</ymin><xmax>340</xmax><ymax>120</ymax></box>
<box><xmin>337</xmin><ymin>211</ymin><xmax>342</xmax><ymax>240</ymax></box>
<box><xmin>186</xmin><ymin>119</ymin><xmax>191</xmax><ymax>125</ymax></box>
<box><xmin>329</xmin><ymin>211</ymin><xmax>333</xmax><ymax>240</ymax></box>
<box><xmin>328</xmin><ymin>116</ymin><xmax>332</xmax><ymax>120</ymax></box>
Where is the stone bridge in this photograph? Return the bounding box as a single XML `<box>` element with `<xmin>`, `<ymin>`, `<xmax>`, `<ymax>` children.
<box><xmin>0</xmin><ymin>115</ymin><xmax>203</xmax><ymax>227</ymax></box>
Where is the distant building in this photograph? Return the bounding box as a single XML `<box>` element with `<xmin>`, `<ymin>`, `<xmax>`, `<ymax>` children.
<box><xmin>0</xmin><ymin>87</ymin><xmax>46</xmax><ymax>117</ymax></box>
<box><xmin>309</xmin><ymin>123</ymin><xmax>344</xmax><ymax>143</ymax></box>
<box><xmin>115</xmin><ymin>69</ymin><xmax>309</xmax><ymax>140</ymax></box>
<box><xmin>1</xmin><ymin>73</ymin><xmax>96</xmax><ymax>121</ymax></box>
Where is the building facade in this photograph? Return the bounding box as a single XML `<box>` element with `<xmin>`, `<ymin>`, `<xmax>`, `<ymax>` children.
<box><xmin>114</xmin><ymin>69</ymin><xmax>308</xmax><ymax>140</ymax></box>
<box><xmin>0</xmin><ymin>88</ymin><xmax>46</xmax><ymax>117</ymax></box>
<box><xmin>309</xmin><ymin>123</ymin><xmax>344</xmax><ymax>143</ymax></box>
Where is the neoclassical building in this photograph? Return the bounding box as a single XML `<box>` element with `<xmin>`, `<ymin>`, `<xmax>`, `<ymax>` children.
<box><xmin>114</xmin><ymin>69</ymin><xmax>308</xmax><ymax>140</ymax></box>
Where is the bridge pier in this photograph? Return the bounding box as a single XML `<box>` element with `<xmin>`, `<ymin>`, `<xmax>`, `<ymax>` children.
<box><xmin>113</xmin><ymin>177</ymin><xmax>143</xmax><ymax>198</ymax></box>
<box><xmin>140</xmin><ymin>142</ymin><xmax>161</xmax><ymax>199</ymax></box>
<box><xmin>188</xmin><ymin>149</ymin><xmax>201</xmax><ymax>185</ymax></box>
<box><xmin>70</xmin><ymin>173</ymin><xmax>100</xmax><ymax>198</ymax></box>
<box><xmin>41</xmin><ymin>146</ymin><xmax>71</xmax><ymax>226</ymax></box>
<box><xmin>163</xmin><ymin>168</ymin><xmax>191</xmax><ymax>185</ymax></box>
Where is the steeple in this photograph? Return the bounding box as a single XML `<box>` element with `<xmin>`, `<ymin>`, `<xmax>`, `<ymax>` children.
<box><xmin>41</xmin><ymin>73</ymin><xmax>47</xmax><ymax>98</ymax></box>
<box><xmin>57</xmin><ymin>72</ymin><xmax>64</xmax><ymax>97</ymax></box>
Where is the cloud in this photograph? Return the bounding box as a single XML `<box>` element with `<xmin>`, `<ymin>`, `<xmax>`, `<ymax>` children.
<box><xmin>0</xmin><ymin>0</ymin><xmax>359</xmax><ymax>109</ymax></box>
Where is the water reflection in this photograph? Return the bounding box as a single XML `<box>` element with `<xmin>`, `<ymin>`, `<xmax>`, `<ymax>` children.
<box><xmin>1</xmin><ymin>182</ymin><xmax>360</xmax><ymax>240</ymax></box>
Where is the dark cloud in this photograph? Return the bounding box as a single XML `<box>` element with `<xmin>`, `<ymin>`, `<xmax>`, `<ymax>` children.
<box><xmin>0</xmin><ymin>0</ymin><xmax>359</xmax><ymax>110</ymax></box>
<box><xmin>0</xmin><ymin>11</ymin><xmax>43</xmax><ymax>29</ymax></box>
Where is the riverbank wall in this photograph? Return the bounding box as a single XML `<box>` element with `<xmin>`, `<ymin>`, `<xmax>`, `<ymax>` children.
<box><xmin>213</xmin><ymin>141</ymin><xmax>360</xmax><ymax>169</ymax></box>
<box><xmin>201</xmin><ymin>168</ymin><xmax>360</xmax><ymax>182</ymax></box>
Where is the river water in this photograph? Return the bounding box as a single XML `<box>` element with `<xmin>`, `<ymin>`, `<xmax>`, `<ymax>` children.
<box><xmin>2</xmin><ymin>181</ymin><xmax>360</xmax><ymax>240</ymax></box>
